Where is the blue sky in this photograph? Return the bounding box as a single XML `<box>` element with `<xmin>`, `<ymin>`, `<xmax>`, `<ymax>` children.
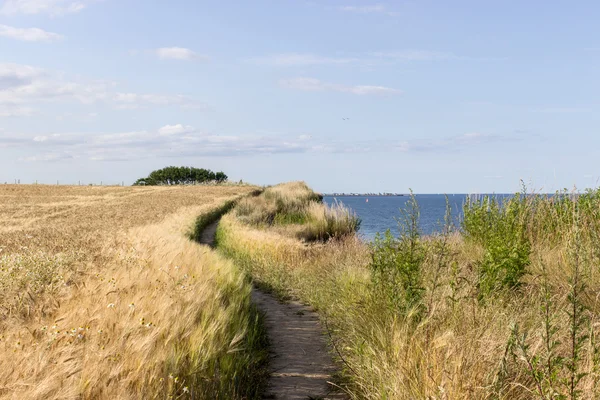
<box><xmin>0</xmin><ymin>0</ymin><xmax>599</xmax><ymax>193</ymax></box>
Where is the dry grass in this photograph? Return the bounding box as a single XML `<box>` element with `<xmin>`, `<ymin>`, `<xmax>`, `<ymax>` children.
<box><xmin>0</xmin><ymin>184</ymin><xmax>266</xmax><ymax>399</ymax></box>
<box><xmin>217</xmin><ymin>183</ymin><xmax>600</xmax><ymax>399</ymax></box>
<box><xmin>233</xmin><ymin>181</ymin><xmax>358</xmax><ymax>241</ymax></box>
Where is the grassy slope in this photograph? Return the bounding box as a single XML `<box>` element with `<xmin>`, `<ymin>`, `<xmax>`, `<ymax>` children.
<box><xmin>217</xmin><ymin>182</ymin><xmax>600</xmax><ymax>399</ymax></box>
<box><xmin>0</xmin><ymin>185</ymin><xmax>266</xmax><ymax>399</ymax></box>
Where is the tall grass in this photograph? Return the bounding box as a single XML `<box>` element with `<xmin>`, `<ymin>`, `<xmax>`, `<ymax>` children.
<box><xmin>218</xmin><ymin>183</ymin><xmax>600</xmax><ymax>399</ymax></box>
<box><xmin>233</xmin><ymin>181</ymin><xmax>358</xmax><ymax>242</ymax></box>
<box><xmin>0</xmin><ymin>185</ymin><xmax>267</xmax><ymax>399</ymax></box>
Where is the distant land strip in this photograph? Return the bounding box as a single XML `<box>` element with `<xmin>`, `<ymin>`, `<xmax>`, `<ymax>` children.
<box><xmin>322</xmin><ymin>193</ymin><xmax>405</xmax><ymax>197</ymax></box>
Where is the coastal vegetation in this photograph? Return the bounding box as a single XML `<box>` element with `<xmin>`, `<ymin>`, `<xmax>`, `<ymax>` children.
<box><xmin>0</xmin><ymin>184</ymin><xmax>266</xmax><ymax>399</ymax></box>
<box><xmin>133</xmin><ymin>166</ymin><xmax>228</xmax><ymax>186</ymax></box>
<box><xmin>4</xmin><ymin>181</ymin><xmax>600</xmax><ymax>399</ymax></box>
<box><xmin>217</xmin><ymin>182</ymin><xmax>600</xmax><ymax>399</ymax></box>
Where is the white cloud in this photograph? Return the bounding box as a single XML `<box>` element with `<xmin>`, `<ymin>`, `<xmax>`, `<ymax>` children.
<box><xmin>12</xmin><ymin>125</ymin><xmax>319</xmax><ymax>161</ymax></box>
<box><xmin>0</xmin><ymin>0</ymin><xmax>92</xmax><ymax>16</ymax></box>
<box><xmin>113</xmin><ymin>93</ymin><xmax>204</xmax><ymax>110</ymax></box>
<box><xmin>21</xmin><ymin>152</ymin><xmax>75</xmax><ymax>162</ymax></box>
<box><xmin>340</xmin><ymin>4</ymin><xmax>385</xmax><ymax>12</ymax></box>
<box><xmin>279</xmin><ymin>77</ymin><xmax>400</xmax><ymax>95</ymax></box>
<box><xmin>0</xmin><ymin>62</ymin><xmax>206</xmax><ymax>115</ymax></box>
<box><xmin>346</xmin><ymin>85</ymin><xmax>401</xmax><ymax>95</ymax></box>
<box><xmin>0</xmin><ymin>63</ymin><xmax>44</xmax><ymax>89</ymax></box>
<box><xmin>339</xmin><ymin>3</ymin><xmax>398</xmax><ymax>16</ymax></box>
<box><xmin>0</xmin><ymin>24</ymin><xmax>63</xmax><ymax>42</ymax></box>
<box><xmin>155</xmin><ymin>47</ymin><xmax>207</xmax><ymax>61</ymax></box>
<box><xmin>0</xmin><ymin>105</ymin><xmax>34</xmax><ymax>117</ymax></box>
<box><xmin>5</xmin><ymin>125</ymin><xmax>516</xmax><ymax>162</ymax></box>
<box><xmin>158</xmin><ymin>124</ymin><xmax>195</xmax><ymax>136</ymax></box>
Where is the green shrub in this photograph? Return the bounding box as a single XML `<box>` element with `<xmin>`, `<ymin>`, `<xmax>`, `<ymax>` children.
<box><xmin>370</xmin><ymin>194</ymin><xmax>425</xmax><ymax>318</ymax></box>
<box><xmin>463</xmin><ymin>193</ymin><xmax>531</xmax><ymax>299</ymax></box>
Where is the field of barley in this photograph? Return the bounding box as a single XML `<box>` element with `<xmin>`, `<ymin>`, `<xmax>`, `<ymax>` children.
<box><xmin>0</xmin><ymin>184</ymin><xmax>266</xmax><ymax>399</ymax></box>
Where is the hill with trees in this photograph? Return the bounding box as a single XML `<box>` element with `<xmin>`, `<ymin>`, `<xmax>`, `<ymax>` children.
<box><xmin>133</xmin><ymin>166</ymin><xmax>228</xmax><ymax>186</ymax></box>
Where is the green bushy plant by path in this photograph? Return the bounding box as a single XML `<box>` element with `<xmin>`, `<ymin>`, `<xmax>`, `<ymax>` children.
<box><xmin>463</xmin><ymin>192</ymin><xmax>531</xmax><ymax>299</ymax></box>
<box><xmin>370</xmin><ymin>193</ymin><xmax>425</xmax><ymax>319</ymax></box>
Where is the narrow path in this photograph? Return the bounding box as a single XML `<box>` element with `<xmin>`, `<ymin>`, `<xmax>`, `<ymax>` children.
<box><xmin>199</xmin><ymin>219</ymin><xmax>346</xmax><ymax>399</ymax></box>
<box><xmin>199</xmin><ymin>220</ymin><xmax>219</xmax><ymax>247</ymax></box>
<box><xmin>252</xmin><ymin>290</ymin><xmax>345</xmax><ymax>399</ymax></box>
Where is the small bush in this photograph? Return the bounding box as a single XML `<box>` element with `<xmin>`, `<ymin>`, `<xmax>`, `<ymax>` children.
<box><xmin>370</xmin><ymin>194</ymin><xmax>425</xmax><ymax>318</ymax></box>
<box><xmin>463</xmin><ymin>193</ymin><xmax>531</xmax><ymax>299</ymax></box>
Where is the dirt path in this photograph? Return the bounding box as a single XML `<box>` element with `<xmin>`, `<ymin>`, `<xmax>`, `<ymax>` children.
<box><xmin>199</xmin><ymin>219</ymin><xmax>345</xmax><ymax>399</ymax></box>
<box><xmin>199</xmin><ymin>220</ymin><xmax>219</xmax><ymax>247</ymax></box>
<box><xmin>252</xmin><ymin>290</ymin><xmax>345</xmax><ymax>399</ymax></box>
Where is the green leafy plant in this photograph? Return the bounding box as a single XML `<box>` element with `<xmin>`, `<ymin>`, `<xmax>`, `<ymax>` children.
<box><xmin>370</xmin><ymin>192</ymin><xmax>425</xmax><ymax>319</ymax></box>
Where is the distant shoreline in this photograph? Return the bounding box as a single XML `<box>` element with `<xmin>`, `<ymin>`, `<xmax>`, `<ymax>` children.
<box><xmin>321</xmin><ymin>193</ymin><xmax>405</xmax><ymax>197</ymax></box>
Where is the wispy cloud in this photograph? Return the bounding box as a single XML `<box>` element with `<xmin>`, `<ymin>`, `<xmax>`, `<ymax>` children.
<box><xmin>0</xmin><ymin>0</ymin><xmax>94</xmax><ymax>16</ymax></box>
<box><xmin>249</xmin><ymin>53</ymin><xmax>358</xmax><ymax>67</ymax></box>
<box><xmin>0</xmin><ymin>105</ymin><xmax>35</xmax><ymax>117</ymax></box>
<box><xmin>339</xmin><ymin>3</ymin><xmax>398</xmax><ymax>16</ymax></box>
<box><xmin>154</xmin><ymin>47</ymin><xmax>208</xmax><ymax>61</ymax></box>
<box><xmin>397</xmin><ymin>132</ymin><xmax>507</xmax><ymax>153</ymax></box>
<box><xmin>0</xmin><ymin>24</ymin><xmax>63</xmax><ymax>42</ymax></box>
<box><xmin>112</xmin><ymin>93</ymin><xmax>204</xmax><ymax>110</ymax></box>
<box><xmin>279</xmin><ymin>77</ymin><xmax>400</xmax><ymax>95</ymax></box>
<box><xmin>9</xmin><ymin>125</ymin><xmax>318</xmax><ymax>161</ymax></box>
<box><xmin>157</xmin><ymin>124</ymin><xmax>195</xmax><ymax>136</ymax></box>
<box><xmin>0</xmin><ymin>62</ymin><xmax>207</xmax><ymax>115</ymax></box>
<box><xmin>370</xmin><ymin>50</ymin><xmax>457</xmax><ymax>61</ymax></box>
<box><xmin>4</xmin><ymin>124</ymin><xmax>514</xmax><ymax>162</ymax></box>
<box><xmin>531</xmin><ymin>107</ymin><xmax>592</xmax><ymax>114</ymax></box>
<box><xmin>250</xmin><ymin>50</ymin><xmax>460</xmax><ymax>67</ymax></box>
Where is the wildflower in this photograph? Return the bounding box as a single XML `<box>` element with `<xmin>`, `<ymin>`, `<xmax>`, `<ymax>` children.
<box><xmin>182</xmin><ymin>387</ymin><xmax>189</xmax><ymax>394</ymax></box>
<box><xmin>97</xmin><ymin>329</ymin><xmax>103</xmax><ymax>334</ymax></box>
<box><xmin>129</xmin><ymin>303</ymin><xmax>135</xmax><ymax>308</ymax></box>
<box><xmin>77</xmin><ymin>334</ymin><xmax>84</xmax><ymax>340</ymax></box>
<box><xmin>107</xmin><ymin>303</ymin><xmax>115</xmax><ymax>308</ymax></box>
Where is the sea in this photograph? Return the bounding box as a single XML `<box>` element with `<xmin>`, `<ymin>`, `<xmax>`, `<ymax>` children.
<box><xmin>323</xmin><ymin>194</ymin><xmax>499</xmax><ymax>241</ymax></box>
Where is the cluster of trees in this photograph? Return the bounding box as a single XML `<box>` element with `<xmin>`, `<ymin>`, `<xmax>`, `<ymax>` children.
<box><xmin>133</xmin><ymin>166</ymin><xmax>228</xmax><ymax>186</ymax></box>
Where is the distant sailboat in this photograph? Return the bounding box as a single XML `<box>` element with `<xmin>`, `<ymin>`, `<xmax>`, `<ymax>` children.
<box><xmin>366</xmin><ymin>198</ymin><xmax>369</xmax><ymax>203</ymax></box>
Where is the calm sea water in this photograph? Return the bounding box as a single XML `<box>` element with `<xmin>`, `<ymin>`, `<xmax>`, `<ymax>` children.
<box><xmin>322</xmin><ymin>194</ymin><xmax>481</xmax><ymax>241</ymax></box>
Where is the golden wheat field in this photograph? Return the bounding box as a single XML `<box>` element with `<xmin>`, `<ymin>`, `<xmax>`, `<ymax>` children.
<box><xmin>0</xmin><ymin>184</ymin><xmax>261</xmax><ymax>399</ymax></box>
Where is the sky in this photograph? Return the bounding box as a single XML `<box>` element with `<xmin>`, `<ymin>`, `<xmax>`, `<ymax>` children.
<box><xmin>0</xmin><ymin>0</ymin><xmax>599</xmax><ymax>193</ymax></box>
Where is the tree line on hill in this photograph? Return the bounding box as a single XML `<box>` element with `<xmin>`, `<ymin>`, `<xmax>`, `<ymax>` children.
<box><xmin>133</xmin><ymin>166</ymin><xmax>228</xmax><ymax>186</ymax></box>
